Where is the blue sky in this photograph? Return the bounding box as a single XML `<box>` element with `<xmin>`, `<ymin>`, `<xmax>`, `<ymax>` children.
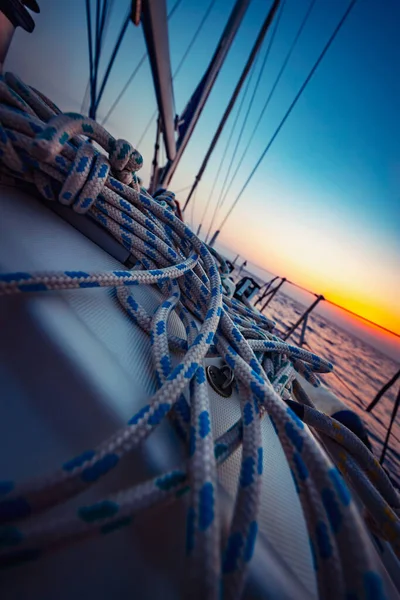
<box><xmin>6</xmin><ymin>0</ymin><xmax>400</xmax><ymax>351</ymax></box>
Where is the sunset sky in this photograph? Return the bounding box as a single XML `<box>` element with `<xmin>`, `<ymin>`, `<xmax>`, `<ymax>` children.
<box><xmin>7</xmin><ymin>0</ymin><xmax>400</xmax><ymax>345</ymax></box>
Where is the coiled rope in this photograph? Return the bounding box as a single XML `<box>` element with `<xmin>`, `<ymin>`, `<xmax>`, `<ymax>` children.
<box><xmin>0</xmin><ymin>72</ymin><xmax>399</xmax><ymax>600</ymax></box>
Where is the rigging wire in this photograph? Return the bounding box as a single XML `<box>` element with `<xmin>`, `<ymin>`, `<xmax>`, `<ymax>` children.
<box><xmin>324</xmin><ymin>301</ymin><xmax>400</xmax><ymax>339</ymax></box>
<box><xmin>183</xmin><ymin>0</ymin><xmax>281</xmax><ymax>219</ymax></box>
<box><xmin>81</xmin><ymin>80</ymin><xmax>91</xmax><ymax>115</ymax></box>
<box><xmin>190</xmin><ymin>184</ymin><xmax>198</xmax><ymax>230</ymax></box>
<box><xmin>85</xmin><ymin>0</ymin><xmax>123</xmax><ymax>120</ymax></box>
<box><xmin>216</xmin><ymin>0</ymin><xmax>318</xmax><ymax>218</ymax></box>
<box><xmin>249</xmin><ymin>258</ymin><xmax>400</xmax><ymax>341</ymax></box>
<box><xmin>167</xmin><ymin>0</ymin><xmax>184</xmax><ymax>19</ymax></box>
<box><xmin>93</xmin><ymin>9</ymin><xmax>131</xmax><ymax>117</ymax></box>
<box><xmin>101</xmin><ymin>0</ymin><xmax>182</xmax><ymax>128</ymax></box>
<box><xmin>90</xmin><ymin>0</ymin><xmax>108</xmax><ymax>118</ymax></box>
<box><xmin>82</xmin><ymin>0</ymin><xmax>115</xmax><ymax>114</ymax></box>
<box><xmin>86</xmin><ymin>0</ymin><xmax>110</xmax><ymax>119</ymax></box>
<box><xmin>214</xmin><ymin>0</ymin><xmax>286</xmax><ymax>213</ymax></box>
<box><xmin>214</xmin><ymin>0</ymin><xmax>359</xmax><ymax>238</ymax></box>
<box><xmin>160</xmin><ymin>128</ymin><xmax>165</xmax><ymax>167</ymax></box>
<box><xmin>136</xmin><ymin>107</ymin><xmax>157</xmax><ymax>151</ymax></box>
<box><xmin>197</xmin><ymin>37</ymin><xmax>264</xmax><ymax>236</ymax></box>
<box><xmin>174</xmin><ymin>0</ymin><xmax>217</xmax><ymax>80</ymax></box>
<box><xmin>196</xmin><ymin>96</ymin><xmax>243</xmax><ymax>236</ymax></box>
<box><xmin>235</xmin><ymin>256</ymin><xmax>400</xmax><ymax>342</ymax></box>
<box><xmin>84</xmin><ymin>0</ymin><xmax>95</xmax><ymax>113</ymax></box>
<box><xmin>91</xmin><ymin>0</ymin><xmax>102</xmax><ymax>114</ymax></box>
<box><xmin>288</xmin><ymin>274</ymin><xmax>400</xmax><ymax>339</ymax></box>
<box><xmin>95</xmin><ymin>0</ymin><xmax>101</xmax><ymax>49</ymax></box>
<box><xmin>204</xmin><ymin>0</ymin><xmax>286</xmax><ymax>243</ymax></box>
<box><xmin>174</xmin><ymin>184</ymin><xmax>193</xmax><ymax>194</ymax></box>
<box><xmin>102</xmin><ymin>0</ymin><xmax>115</xmax><ymax>41</ymax></box>
<box><xmin>101</xmin><ymin>54</ymin><xmax>146</xmax><ymax>126</ymax></box>
<box><xmin>81</xmin><ymin>80</ymin><xmax>90</xmax><ymax>115</ymax></box>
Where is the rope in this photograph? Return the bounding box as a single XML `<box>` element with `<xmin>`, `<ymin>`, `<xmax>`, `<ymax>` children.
<box><xmin>215</xmin><ymin>0</ymin><xmax>358</xmax><ymax>236</ymax></box>
<box><xmin>204</xmin><ymin>0</ymin><xmax>286</xmax><ymax>243</ymax></box>
<box><xmin>0</xmin><ymin>73</ymin><xmax>398</xmax><ymax>599</ymax></box>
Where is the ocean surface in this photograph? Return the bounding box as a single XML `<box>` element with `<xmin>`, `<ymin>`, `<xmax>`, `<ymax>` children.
<box><xmin>259</xmin><ymin>290</ymin><xmax>400</xmax><ymax>488</ymax></box>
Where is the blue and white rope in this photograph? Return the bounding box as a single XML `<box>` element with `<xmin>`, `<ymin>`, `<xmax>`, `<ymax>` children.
<box><xmin>0</xmin><ymin>72</ymin><xmax>399</xmax><ymax>600</ymax></box>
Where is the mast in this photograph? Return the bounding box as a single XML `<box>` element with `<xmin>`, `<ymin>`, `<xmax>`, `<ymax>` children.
<box><xmin>182</xmin><ymin>0</ymin><xmax>280</xmax><ymax>213</ymax></box>
<box><xmin>156</xmin><ymin>0</ymin><xmax>252</xmax><ymax>188</ymax></box>
<box><xmin>138</xmin><ymin>0</ymin><xmax>176</xmax><ymax>161</ymax></box>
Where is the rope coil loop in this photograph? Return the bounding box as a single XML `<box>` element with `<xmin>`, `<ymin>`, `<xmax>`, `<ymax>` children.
<box><xmin>0</xmin><ymin>73</ymin><xmax>398</xmax><ymax>600</ymax></box>
<box><xmin>57</xmin><ymin>142</ymin><xmax>112</xmax><ymax>215</ymax></box>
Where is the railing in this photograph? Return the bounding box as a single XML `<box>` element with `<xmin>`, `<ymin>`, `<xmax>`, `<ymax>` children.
<box><xmin>230</xmin><ymin>257</ymin><xmax>400</xmax><ymax>469</ymax></box>
<box><xmin>366</xmin><ymin>370</ymin><xmax>400</xmax><ymax>465</ymax></box>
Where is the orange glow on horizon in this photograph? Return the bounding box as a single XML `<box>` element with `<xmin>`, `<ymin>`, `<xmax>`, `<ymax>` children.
<box><xmin>321</xmin><ymin>290</ymin><xmax>400</xmax><ymax>337</ymax></box>
<box><xmin>192</xmin><ymin>179</ymin><xmax>400</xmax><ymax>341</ymax></box>
<box><xmin>281</xmin><ymin>273</ymin><xmax>400</xmax><ymax>338</ymax></box>
<box><xmin>217</xmin><ymin>236</ymin><xmax>400</xmax><ymax>338</ymax></box>
<box><xmin>289</xmin><ymin>271</ymin><xmax>400</xmax><ymax>337</ymax></box>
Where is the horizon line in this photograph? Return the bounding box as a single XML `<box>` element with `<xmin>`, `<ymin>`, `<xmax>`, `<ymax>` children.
<box><xmin>237</xmin><ymin>257</ymin><xmax>400</xmax><ymax>339</ymax></box>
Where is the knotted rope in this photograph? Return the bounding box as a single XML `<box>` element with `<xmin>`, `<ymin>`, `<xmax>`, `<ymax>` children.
<box><xmin>0</xmin><ymin>72</ymin><xmax>398</xmax><ymax>599</ymax></box>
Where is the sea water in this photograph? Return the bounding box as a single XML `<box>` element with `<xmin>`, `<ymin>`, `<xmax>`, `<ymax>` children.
<box><xmin>264</xmin><ymin>292</ymin><xmax>400</xmax><ymax>487</ymax></box>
